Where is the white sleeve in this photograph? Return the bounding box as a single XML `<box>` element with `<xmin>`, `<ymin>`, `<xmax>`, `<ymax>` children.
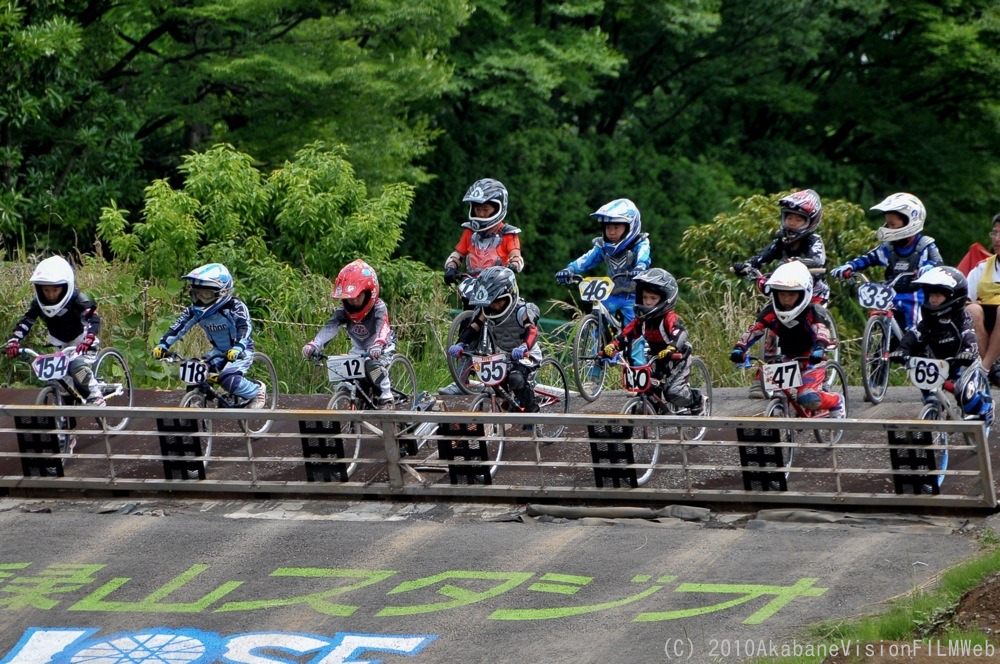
<box><xmin>968</xmin><ymin>260</ymin><xmax>988</xmax><ymax>301</ymax></box>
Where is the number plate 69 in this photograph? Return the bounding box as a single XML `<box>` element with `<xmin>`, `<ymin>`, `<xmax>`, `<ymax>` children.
<box><xmin>908</xmin><ymin>357</ymin><xmax>948</xmax><ymax>390</ymax></box>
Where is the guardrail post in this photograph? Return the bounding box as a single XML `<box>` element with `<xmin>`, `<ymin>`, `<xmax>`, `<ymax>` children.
<box><xmin>887</xmin><ymin>430</ymin><xmax>940</xmax><ymax>495</ymax></box>
<box><xmin>382</xmin><ymin>416</ymin><xmax>404</xmax><ymax>489</ymax></box>
<box><xmin>14</xmin><ymin>415</ymin><xmax>64</xmax><ymax>478</ymax></box>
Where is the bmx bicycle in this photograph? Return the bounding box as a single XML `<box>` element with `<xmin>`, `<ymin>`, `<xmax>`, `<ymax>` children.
<box><xmin>19</xmin><ymin>345</ymin><xmax>134</xmax><ymax>452</ymax></box>
<box><xmin>159</xmin><ymin>350</ymin><xmax>279</xmax><ymax>465</ymax></box>
<box><xmin>564</xmin><ymin>274</ymin><xmax>630</xmax><ymax>402</ymax></box>
<box><xmin>615</xmin><ymin>351</ymin><xmax>713</xmax><ymax>487</ymax></box>
<box><xmin>737</xmin><ymin>354</ymin><xmax>849</xmax><ymax>480</ymax></box>
<box><xmin>846</xmin><ymin>273</ymin><xmax>910</xmax><ymax>404</ymax></box>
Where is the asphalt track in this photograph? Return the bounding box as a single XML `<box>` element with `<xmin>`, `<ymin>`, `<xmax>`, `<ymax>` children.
<box><xmin>0</xmin><ymin>384</ymin><xmax>997</xmax><ymax>663</ymax></box>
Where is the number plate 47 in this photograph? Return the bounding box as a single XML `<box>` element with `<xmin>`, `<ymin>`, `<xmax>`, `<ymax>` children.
<box><xmin>762</xmin><ymin>361</ymin><xmax>802</xmax><ymax>390</ymax></box>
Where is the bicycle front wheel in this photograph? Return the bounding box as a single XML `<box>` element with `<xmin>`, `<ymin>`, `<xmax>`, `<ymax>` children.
<box><xmin>36</xmin><ymin>386</ymin><xmax>74</xmax><ymax>454</ymax></box>
<box><xmin>387</xmin><ymin>354</ymin><xmax>418</xmax><ymax>410</ymax></box>
<box><xmin>683</xmin><ymin>357</ymin><xmax>712</xmax><ymax>441</ymax></box>
<box><xmin>814</xmin><ymin>361</ymin><xmax>848</xmax><ymax>444</ymax></box>
<box><xmin>242</xmin><ymin>352</ymin><xmax>278</xmax><ymax>436</ymax></box>
<box><xmin>446</xmin><ymin>310</ymin><xmax>484</xmax><ymax>394</ymax></box>
<box><xmin>327</xmin><ymin>392</ymin><xmax>362</xmax><ymax>478</ymax></box>
<box><xmin>572</xmin><ymin>314</ymin><xmax>607</xmax><ymax>402</ymax></box>
<box><xmin>764</xmin><ymin>398</ymin><xmax>795</xmax><ymax>482</ymax></box>
<box><xmin>179</xmin><ymin>390</ymin><xmax>213</xmax><ymax>473</ymax></box>
<box><xmin>621</xmin><ymin>397</ymin><xmax>661</xmax><ymax>487</ymax></box>
<box><xmin>534</xmin><ymin>358</ymin><xmax>569</xmax><ymax>439</ymax></box>
<box><xmin>93</xmin><ymin>347</ymin><xmax>133</xmax><ymax>431</ymax></box>
<box><xmin>470</xmin><ymin>394</ymin><xmax>505</xmax><ymax>478</ymax></box>
<box><xmin>862</xmin><ymin>316</ymin><xmax>890</xmax><ymax>404</ymax></box>
<box><xmin>919</xmin><ymin>401</ymin><xmax>948</xmax><ymax>491</ymax></box>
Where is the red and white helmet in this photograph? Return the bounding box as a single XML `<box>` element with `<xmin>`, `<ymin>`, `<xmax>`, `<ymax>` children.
<box><xmin>765</xmin><ymin>260</ymin><xmax>814</xmax><ymax>327</ymax></box>
<box><xmin>332</xmin><ymin>259</ymin><xmax>380</xmax><ymax>323</ymax></box>
<box><xmin>873</xmin><ymin>193</ymin><xmax>925</xmax><ymax>243</ymax></box>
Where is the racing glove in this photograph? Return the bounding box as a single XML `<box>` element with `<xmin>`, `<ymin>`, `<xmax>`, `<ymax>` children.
<box><xmin>5</xmin><ymin>339</ymin><xmax>19</xmax><ymax>359</ymax></box>
<box><xmin>555</xmin><ymin>269</ymin><xmax>574</xmax><ymax>285</ymax></box>
<box><xmin>809</xmin><ymin>347</ymin><xmax>826</xmax><ymax>364</ymax></box>
<box><xmin>729</xmin><ymin>347</ymin><xmax>746</xmax><ymax>364</ymax></box>
<box><xmin>448</xmin><ymin>343</ymin><xmax>466</xmax><ymax>358</ymax></box>
<box><xmin>369</xmin><ymin>343</ymin><xmax>385</xmax><ymax>360</ymax></box>
<box><xmin>76</xmin><ymin>334</ymin><xmax>96</xmax><ymax>354</ymax></box>
<box><xmin>226</xmin><ymin>345</ymin><xmax>245</xmax><ymax>362</ymax></box>
<box><xmin>152</xmin><ymin>344</ymin><xmax>169</xmax><ymax>359</ymax></box>
<box><xmin>830</xmin><ymin>265</ymin><xmax>853</xmax><ymax>280</ymax></box>
<box><xmin>444</xmin><ymin>267</ymin><xmax>460</xmax><ymax>286</ymax></box>
<box><xmin>511</xmin><ymin>344</ymin><xmax>528</xmax><ymax>361</ymax></box>
<box><xmin>302</xmin><ymin>342</ymin><xmax>319</xmax><ymax>359</ymax></box>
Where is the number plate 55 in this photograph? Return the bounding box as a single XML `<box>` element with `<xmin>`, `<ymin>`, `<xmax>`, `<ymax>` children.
<box><xmin>908</xmin><ymin>357</ymin><xmax>948</xmax><ymax>390</ymax></box>
<box><xmin>474</xmin><ymin>354</ymin><xmax>508</xmax><ymax>386</ymax></box>
<box><xmin>32</xmin><ymin>353</ymin><xmax>69</xmax><ymax>382</ymax></box>
<box><xmin>762</xmin><ymin>361</ymin><xmax>802</xmax><ymax>390</ymax></box>
<box><xmin>578</xmin><ymin>277</ymin><xmax>613</xmax><ymax>302</ymax></box>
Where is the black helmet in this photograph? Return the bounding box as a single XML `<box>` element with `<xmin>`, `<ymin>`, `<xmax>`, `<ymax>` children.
<box><xmin>633</xmin><ymin>268</ymin><xmax>678</xmax><ymax>321</ymax></box>
<box><xmin>778</xmin><ymin>189</ymin><xmax>822</xmax><ymax>244</ymax></box>
<box><xmin>913</xmin><ymin>266</ymin><xmax>968</xmax><ymax>321</ymax></box>
<box><xmin>468</xmin><ymin>266</ymin><xmax>518</xmax><ymax>320</ymax></box>
<box><xmin>462</xmin><ymin>178</ymin><xmax>508</xmax><ymax>232</ymax></box>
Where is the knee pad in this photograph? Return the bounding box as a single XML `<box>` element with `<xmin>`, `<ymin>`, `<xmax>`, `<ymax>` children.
<box><xmin>508</xmin><ymin>371</ymin><xmax>527</xmax><ymax>392</ymax></box>
<box><xmin>797</xmin><ymin>391</ymin><xmax>821</xmax><ymax>411</ymax></box>
<box><xmin>366</xmin><ymin>360</ymin><xmax>385</xmax><ymax>383</ymax></box>
<box><xmin>220</xmin><ymin>372</ymin><xmax>242</xmax><ymax>393</ymax></box>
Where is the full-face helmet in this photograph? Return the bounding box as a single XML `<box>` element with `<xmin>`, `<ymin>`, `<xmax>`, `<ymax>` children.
<box><xmin>633</xmin><ymin>268</ymin><xmax>678</xmax><ymax>321</ymax></box>
<box><xmin>765</xmin><ymin>260</ymin><xmax>814</xmax><ymax>327</ymax></box>
<box><xmin>778</xmin><ymin>189</ymin><xmax>823</xmax><ymax>244</ymax></box>
<box><xmin>468</xmin><ymin>266</ymin><xmax>518</xmax><ymax>321</ymax></box>
<box><xmin>462</xmin><ymin>178</ymin><xmax>508</xmax><ymax>233</ymax></box>
<box><xmin>591</xmin><ymin>198</ymin><xmax>642</xmax><ymax>256</ymax></box>
<box><xmin>872</xmin><ymin>193</ymin><xmax>925</xmax><ymax>243</ymax></box>
<box><xmin>30</xmin><ymin>256</ymin><xmax>75</xmax><ymax>317</ymax></box>
<box><xmin>332</xmin><ymin>259</ymin><xmax>380</xmax><ymax>323</ymax></box>
<box><xmin>913</xmin><ymin>265</ymin><xmax>968</xmax><ymax>321</ymax></box>
<box><xmin>182</xmin><ymin>263</ymin><xmax>234</xmax><ymax>316</ymax></box>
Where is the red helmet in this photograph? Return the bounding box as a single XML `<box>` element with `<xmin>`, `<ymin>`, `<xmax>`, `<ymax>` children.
<box><xmin>332</xmin><ymin>259</ymin><xmax>380</xmax><ymax>322</ymax></box>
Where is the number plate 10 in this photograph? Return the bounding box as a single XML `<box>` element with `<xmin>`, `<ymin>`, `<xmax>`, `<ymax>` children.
<box><xmin>908</xmin><ymin>357</ymin><xmax>948</xmax><ymax>390</ymax></box>
<box><xmin>622</xmin><ymin>364</ymin><xmax>653</xmax><ymax>393</ymax></box>
<box><xmin>762</xmin><ymin>361</ymin><xmax>802</xmax><ymax>390</ymax></box>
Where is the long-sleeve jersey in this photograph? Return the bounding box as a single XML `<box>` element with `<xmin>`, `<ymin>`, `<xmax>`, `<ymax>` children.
<box><xmin>846</xmin><ymin>235</ymin><xmax>943</xmax><ymax>293</ymax></box>
<box><xmin>10</xmin><ymin>290</ymin><xmax>100</xmax><ymax>347</ymax></box>
<box><xmin>735</xmin><ymin>304</ymin><xmax>832</xmax><ymax>360</ymax></box>
<box><xmin>563</xmin><ymin>235</ymin><xmax>651</xmax><ymax>295</ymax></box>
<box><xmin>458</xmin><ymin>299</ymin><xmax>543</xmax><ymax>363</ymax></box>
<box><xmin>897</xmin><ymin>310</ymin><xmax>978</xmax><ymax>374</ymax></box>
<box><xmin>445</xmin><ymin>224</ymin><xmax>523</xmax><ymax>275</ymax></box>
<box><xmin>747</xmin><ymin>231</ymin><xmax>829</xmax><ymax>302</ymax></box>
<box><xmin>159</xmin><ymin>299</ymin><xmax>255</xmax><ymax>353</ymax></box>
<box><xmin>309</xmin><ymin>299</ymin><xmax>394</xmax><ymax>353</ymax></box>
<box><xmin>618</xmin><ymin>310</ymin><xmax>692</xmax><ymax>360</ymax></box>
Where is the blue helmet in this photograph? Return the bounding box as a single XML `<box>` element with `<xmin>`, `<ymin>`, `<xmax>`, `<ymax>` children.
<box><xmin>591</xmin><ymin>198</ymin><xmax>641</xmax><ymax>256</ymax></box>
<box><xmin>182</xmin><ymin>263</ymin><xmax>234</xmax><ymax>316</ymax></box>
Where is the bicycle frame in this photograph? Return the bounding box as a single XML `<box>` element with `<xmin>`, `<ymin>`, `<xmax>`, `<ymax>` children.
<box><xmin>19</xmin><ymin>347</ymin><xmax>91</xmax><ymax>404</ymax></box>
<box><xmin>162</xmin><ymin>353</ymin><xmax>254</xmax><ymax>409</ymax></box>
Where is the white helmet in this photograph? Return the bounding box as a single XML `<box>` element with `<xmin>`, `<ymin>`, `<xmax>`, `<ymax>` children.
<box><xmin>873</xmin><ymin>193</ymin><xmax>925</xmax><ymax>243</ymax></box>
<box><xmin>30</xmin><ymin>256</ymin><xmax>75</xmax><ymax>317</ymax></box>
<box><xmin>765</xmin><ymin>260</ymin><xmax>813</xmax><ymax>326</ymax></box>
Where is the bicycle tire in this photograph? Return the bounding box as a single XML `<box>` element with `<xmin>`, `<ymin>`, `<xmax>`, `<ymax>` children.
<box><xmin>36</xmin><ymin>385</ymin><xmax>74</xmax><ymax>454</ymax></box>
<box><xmin>470</xmin><ymin>393</ymin><xmax>505</xmax><ymax>478</ymax></box>
<box><xmin>241</xmin><ymin>352</ymin><xmax>278</xmax><ymax>436</ymax></box>
<box><xmin>93</xmin><ymin>347</ymin><xmax>133</xmax><ymax>431</ymax></box>
<box><xmin>179</xmin><ymin>390</ymin><xmax>213</xmax><ymax>474</ymax></box>
<box><xmin>620</xmin><ymin>396</ymin><xmax>661</xmax><ymax>487</ymax></box>
<box><xmin>814</xmin><ymin>360</ymin><xmax>848</xmax><ymax>444</ymax></box>
<box><xmin>328</xmin><ymin>392</ymin><xmax>363</xmax><ymax>478</ymax></box>
<box><xmin>535</xmin><ymin>358</ymin><xmax>569</xmax><ymax>439</ymax></box>
<box><xmin>571</xmin><ymin>314</ymin><xmax>606</xmax><ymax>402</ymax></box>
<box><xmin>387</xmin><ymin>354</ymin><xmax>418</xmax><ymax>410</ymax></box>
<box><xmin>683</xmin><ymin>357</ymin><xmax>712</xmax><ymax>441</ymax></box>
<box><xmin>918</xmin><ymin>401</ymin><xmax>948</xmax><ymax>491</ymax></box>
<box><xmin>764</xmin><ymin>398</ymin><xmax>795</xmax><ymax>481</ymax></box>
<box><xmin>446</xmin><ymin>310</ymin><xmax>484</xmax><ymax>394</ymax></box>
<box><xmin>862</xmin><ymin>315</ymin><xmax>891</xmax><ymax>404</ymax></box>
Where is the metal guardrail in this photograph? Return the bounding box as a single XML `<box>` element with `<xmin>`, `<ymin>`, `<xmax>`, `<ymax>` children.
<box><xmin>0</xmin><ymin>404</ymin><xmax>994</xmax><ymax>508</ymax></box>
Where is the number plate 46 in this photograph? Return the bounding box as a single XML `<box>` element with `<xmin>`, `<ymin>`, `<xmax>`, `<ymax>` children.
<box><xmin>578</xmin><ymin>277</ymin><xmax>613</xmax><ymax>302</ymax></box>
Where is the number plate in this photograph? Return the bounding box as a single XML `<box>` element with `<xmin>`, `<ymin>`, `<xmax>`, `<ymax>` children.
<box><xmin>622</xmin><ymin>363</ymin><xmax>653</xmax><ymax>393</ymax></box>
<box><xmin>857</xmin><ymin>282</ymin><xmax>895</xmax><ymax>310</ymax></box>
<box><xmin>473</xmin><ymin>353</ymin><xmax>508</xmax><ymax>386</ymax></box>
<box><xmin>32</xmin><ymin>352</ymin><xmax>70</xmax><ymax>382</ymax></box>
<box><xmin>327</xmin><ymin>355</ymin><xmax>366</xmax><ymax>382</ymax></box>
<box><xmin>762</xmin><ymin>361</ymin><xmax>802</xmax><ymax>390</ymax></box>
<box><xmin>908</xmin><ymin>357</ymin><xmax>948</xmax><ymax>390</ymax></box>
<box><xmin>578</xmin><ymin>277</ymin><xmax>613</xmax><ymax>302</ymax></box>
<box><xmin>178</xmin><ymin>359</ymin><xmax>210</xmax><ymax>385</ymax></box>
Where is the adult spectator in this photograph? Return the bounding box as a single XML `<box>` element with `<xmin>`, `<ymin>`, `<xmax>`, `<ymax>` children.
<box><xmin>966</xmin><ymin>213</ymin><xmax>1000</xmax><ymax>385</ymax></box>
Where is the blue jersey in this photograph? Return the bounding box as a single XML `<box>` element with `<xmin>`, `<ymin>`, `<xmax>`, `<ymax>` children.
<box><xmin>160</xmin><ymin>298</ymin><xmax>255</xmax><ymax>354</ymax></box>
<box><xmin>563</xmin><ymin>235</ymin><xmax>651</xmax><ymax>295</ymax></box>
